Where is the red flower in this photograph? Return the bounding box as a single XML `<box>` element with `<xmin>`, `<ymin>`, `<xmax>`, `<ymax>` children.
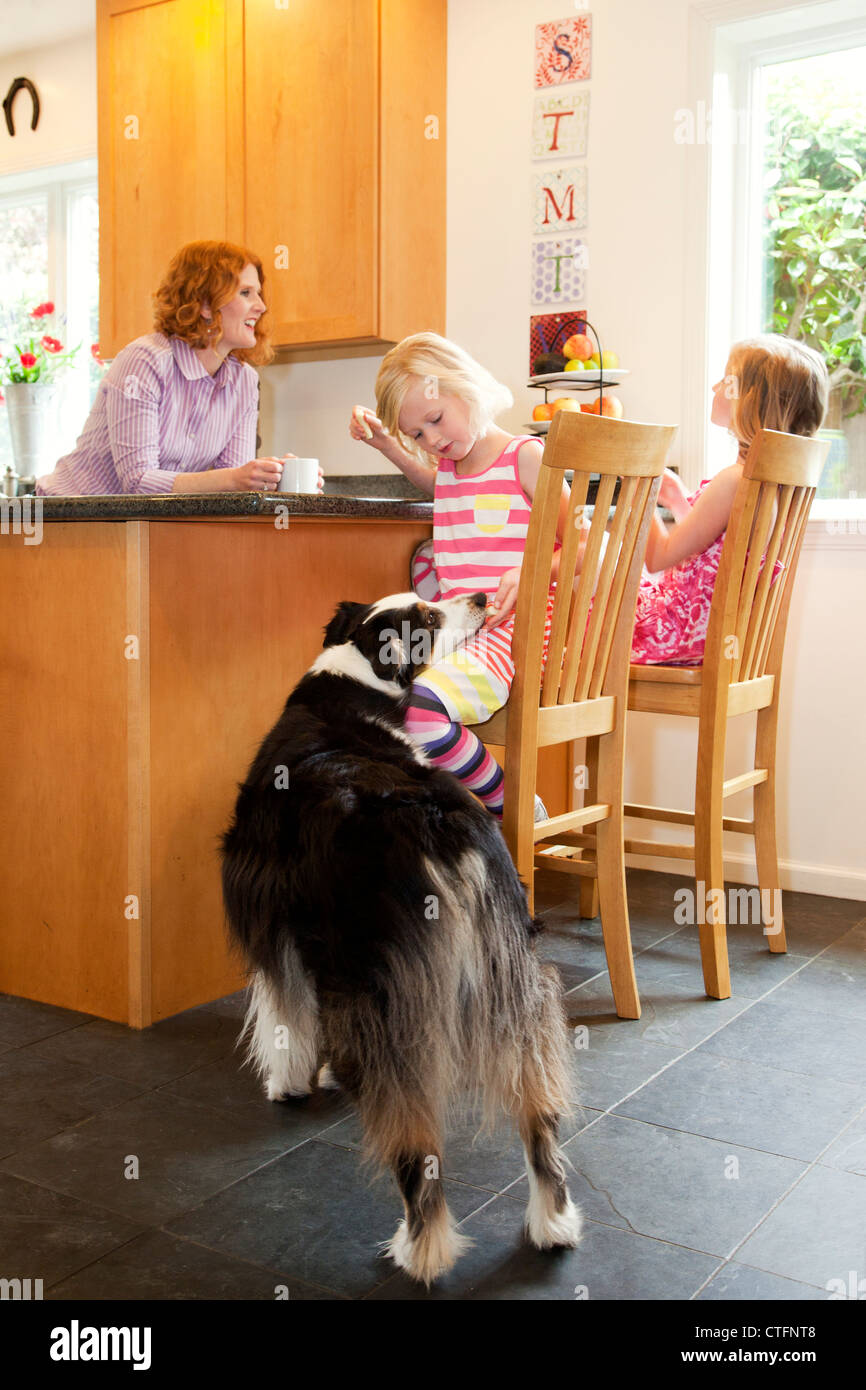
<box><xmin>0</xmin><ymin>392</ymin><xmax>4</xmax><ymax>405</ymax></box>
<box><xmin>19</xmin><ymin>352</ymin><xmax>37</xmax><ymax>368</ymax></box>
<box><xmin>41</xmin><ymin>336</ymin><xmax>63</xmax><ymax>353</ymax></box>
<box><xmin>30</xmin><ymin>301</ymin><xmax>55</xmax><ymax>318</ymax></box>
<box><xmin>91</xmin><ymin>342</ymin><xmax>103</xmax><ymax>363</ymax></box>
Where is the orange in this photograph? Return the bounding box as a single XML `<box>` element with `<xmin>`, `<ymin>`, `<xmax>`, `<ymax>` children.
<box><xmin>532</xmin><ymin>402</ymin><xmax>554</xmax><ymax>421</ymax></box>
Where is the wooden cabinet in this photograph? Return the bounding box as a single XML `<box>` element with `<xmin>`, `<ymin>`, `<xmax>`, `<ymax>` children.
<box><xmin>97</xmin><ymin>0</ymin><xmax>446</xmax><ymax>358</ymax></box>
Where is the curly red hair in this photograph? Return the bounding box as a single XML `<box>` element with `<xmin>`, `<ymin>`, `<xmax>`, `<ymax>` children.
<box><xmin>152</xmin><ymin>241</ymin><xmax>274</xmax><ymax>366</ymax></box>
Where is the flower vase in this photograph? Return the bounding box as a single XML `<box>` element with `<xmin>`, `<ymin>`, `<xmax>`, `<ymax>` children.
<box><xmin>4</xmin><ymin>381</ymin><xmax>60</xmax><ymax>486</ymax></box>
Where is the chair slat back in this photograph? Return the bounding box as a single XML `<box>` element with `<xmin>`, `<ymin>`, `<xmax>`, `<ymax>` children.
<box><xmin>511</xmin><ymin>412</ymin><xmax>677</xmax><ymax>718</ymax></box>
<box><xmin>703</xmin><ymin>428</ymin><xmax>828</xmax><ymax>690</ymax></box>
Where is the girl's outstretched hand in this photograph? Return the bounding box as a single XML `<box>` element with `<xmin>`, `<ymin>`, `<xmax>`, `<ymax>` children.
<box><xmin>658</xmin><ymin>468</ymin><xmax>691</xmax><ymax>517</ymax></box>
<box><xmin>349</xmin><ymin>405</ymin><xmax>390</xmax><ymax>450</ymax></box>
<box><xmin>484</xmin><ymin>566</ymin><xmax>521</xmax><ymax>628</ymax></box>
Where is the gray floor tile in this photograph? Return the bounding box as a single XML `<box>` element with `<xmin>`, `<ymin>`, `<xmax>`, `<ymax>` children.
<box><xmin>781</xmin><ymin>892</ymin><xmax>865</xmax><ymax>941</ymax></box>
<box><xmin>821</xmin><ymin>1109</ymin><xmax>866</xmax><ymax>1176</ymax></box>
<box><xmin>0</xmin><ymin>992</ymin><xmax>96</xmax><ymax>1047</ymax></box>
<box><xmin>696</xmin><ymin>994</ymin><xmax>866</xmax><ymax>1088</ymax></box>
<box><xmin>166</xmin><ymin>1139</ymin><xmax>493</xmax><ymax>1299</ymax></box>
<box><xmin>0</xmin><ymin>1048</ymin><xmax>146</xmax><ymax>1160</ymax></box>
<box><xmin>564</xmin><ymin>974</ymin><xmax>751</xmax><ymax>1049</ymax></box>
<box><xmin>633</xmin><ymin>930</ymin><xmax>813</xmax><ymax>999</ymax></box>
<box><xmin>47</xmin><ymin>1228</ymin><xmax>346</xmax><ymax>1301</ymax></box>
<box><xmin>696</xmin><ymin>1261</ymin><xmax>827</xmax><ymax>1300</ymax></box>
<box><xmin>366</xmin><ymin>1197</ymin><xmax>718</xmax><ymax>1301</ymax></box>
<box><xmin>767</xmin><ymin>955</ymin><xmax>866</xmax><ymax>1024</ymax></box>
<box><xmin>820</xmin><ymin>919</ymin><xmax>866</xmax><ymax>964</ymax></box>
<box><xmin>158</xmin><ymin>1049</ymin><xmax>352</xmax><ymax>1136</ymax></box>
<box><xmin>0</xmin><ymin>1170</ymin><xmax>144</xmax><ymax>1288</ymax></box>
<box><xmin>735</xmin><ymin>1165</ymin><xmax>866</xmax><ymax>1291</ymax></box>
<box><xmin>23</xmin><ymin>1006</ymin><xmax>243</xmax><ymax>1088</ymax></box>
<box><xmin>562</xmin><ymin>1113</ymin><xmax>806</xmax><ymax>1256</ymax></box>
<box><xmin>0</xmin><ymin>1090</ymin><xmax>302</xmax><ymax>1225</ymax></box>
<box><xmin>566</xmin><ymin>1029</ymin><xmax>683</xmax><ymax>1112</ymax></box>
<box><xmin>612</xmin><ymin>1050</ymin><xmax>864</xmax><ymax>1162</ymax></box>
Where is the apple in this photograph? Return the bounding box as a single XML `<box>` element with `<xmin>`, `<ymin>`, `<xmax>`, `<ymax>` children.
<box><xmin>601</xmin><ymin>350</ymin><xmax>619</xmax><ymax>369</ymax></box>
<box><xmin>565</xmin><ymin>358</ymin><xmax>585</xmax><ymax>372</ymax></box>
<box><xmin>532</xmin><ymin>402</ymin><xmax>554</xmax><ymax>421</ymax></box>
<box><xmin>562</xmin><ymin>333</ymin><xmax>593</xmax><ymax>361</ymax></box>
<box><xmin>551</xmin><ymin>397</ymin><xmax>582</xmax><ymax>414</ymax></box>
<box><xmin>584</xmin><ymin>395</ymin><xmax>624</xmax><ymax>418</ymax></box>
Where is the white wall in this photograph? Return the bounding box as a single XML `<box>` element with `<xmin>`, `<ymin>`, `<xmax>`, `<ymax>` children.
<box><xmin>0</xmin><ymin>34</ymin><xmax>96</xmax><ymax>175</ymax></box>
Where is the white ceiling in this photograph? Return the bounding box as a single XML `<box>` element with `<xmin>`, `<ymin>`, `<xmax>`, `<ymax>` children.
<box><xmin>0</xmin><ymin>0</ymin><xmax>94</xmax><ymax>59</ymax></box>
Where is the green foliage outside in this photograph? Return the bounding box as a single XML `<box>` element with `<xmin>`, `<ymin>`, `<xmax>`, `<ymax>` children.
<box><xmin>764</xmin><ymin>59</ymin><xmax>866</xmax><ymax>424</ymax></box>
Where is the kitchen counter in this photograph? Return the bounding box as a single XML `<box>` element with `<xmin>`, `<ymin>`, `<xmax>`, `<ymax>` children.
<box><xmin>31</xmin><ymin>474</ymin><xmax>433</xmax><ymax>521</ymax></box>
<box><xmin>1</xmin><ymin>497</ymin><xmax>572</xmax><ymax>1028</ymax></box>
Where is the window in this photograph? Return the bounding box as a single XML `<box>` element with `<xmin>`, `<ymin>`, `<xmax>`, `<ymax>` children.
<box><xmin>0</xmin><ymin>159</ymin><xmax>99</xmax><ymax>480</ymax></box>
<box><xmin>706</xmin><ymin>1</ymin><xmax>866</xmax><ymax>511</ymax></box>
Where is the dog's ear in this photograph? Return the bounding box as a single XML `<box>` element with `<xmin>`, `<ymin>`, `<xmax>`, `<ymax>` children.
<box><xmin>323</xmin><ymin>601</ymin><xmax>370</xmax><ymax>649</ymax></box>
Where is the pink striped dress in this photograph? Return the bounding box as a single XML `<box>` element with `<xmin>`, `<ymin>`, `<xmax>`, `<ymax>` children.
<box><xmin>412</xmin><ymin>436</ymin><xmax>556</xmax><ymax>724</ymax></box>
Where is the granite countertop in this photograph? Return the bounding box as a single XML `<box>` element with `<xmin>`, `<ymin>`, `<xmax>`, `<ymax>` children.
<box><xmin>25</xmin><ymin>475</ymin><xmax>433</xmax><ymax>522</ymax></box>
<box><xmin>23</xmin><ymin>471</ymin><xmax>616</xmax><ymax>522</ymax></box>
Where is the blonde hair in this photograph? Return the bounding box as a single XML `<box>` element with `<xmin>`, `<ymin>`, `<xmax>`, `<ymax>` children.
<box><xmin>725</xmin><ymin>335</ymin><xmax>828</xmax><ymax>449</ymax></box>
<box><xmin>375</xmin><ymin>332</ymin><xmax>513</xmax><ymax>461</ymax></box>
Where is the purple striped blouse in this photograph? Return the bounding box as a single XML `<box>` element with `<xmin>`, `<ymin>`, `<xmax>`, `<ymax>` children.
<box><xmin>36</xmin><ymin>333</ymin><xmax>258</xmax><ymax>496</ymax></box>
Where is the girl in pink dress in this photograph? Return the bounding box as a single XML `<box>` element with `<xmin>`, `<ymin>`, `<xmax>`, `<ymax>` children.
<box><xmin>630</xmin><ymin>334</ymin><xmax>829</xmax><ymax>664</ymax></box>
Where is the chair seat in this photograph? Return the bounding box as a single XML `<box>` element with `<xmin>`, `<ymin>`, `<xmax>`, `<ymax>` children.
<box><xmin>471</xmin><ymin>696</ymin><xmax>618</xmax><ymax>747</ymax></box>
<box><xmin>629</xmin><ymin>669</ymin><xmax>775</xmax><ymax>717</ymax></box>
<box><xmin>629</xmin><ymin>663</ymin><xmax>702</xmax><ymax>684</ymax></box>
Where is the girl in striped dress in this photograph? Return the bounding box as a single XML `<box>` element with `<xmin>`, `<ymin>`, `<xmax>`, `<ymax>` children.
<box><xmin>349</xmin><ymin>332</ymin><xmax>571</xmax><ymax>820</ymax></box>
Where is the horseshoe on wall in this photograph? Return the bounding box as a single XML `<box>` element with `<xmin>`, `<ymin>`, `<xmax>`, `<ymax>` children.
<box><xmin>3</xmin><ymin>78</ymin><xmax>40</xmax><ymax>137</ymax></box>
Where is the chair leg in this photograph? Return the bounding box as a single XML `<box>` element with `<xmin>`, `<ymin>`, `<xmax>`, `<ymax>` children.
<box><xmin>578</xmin><ymin>737</ymin><xmax>600</xmax><ymax>920</ymax></box>
<box><xmin>502</xmin><ymin>759</ymin><xmax>537</xmax><ymax>916</ymax></box>
<box><xmin>694</xmin><ymin>718</ymin><xmax>732</xmax><ymax>1000</ymax></box>
<box><xmin>595</xmin><ymin>730</ymin><xmax>640</xmax><ymax>1019</ymax></box>
<box><xmin>753</xmin><ymin>703</ymin><xmax>787</xmax><ymax>954</ymax></box>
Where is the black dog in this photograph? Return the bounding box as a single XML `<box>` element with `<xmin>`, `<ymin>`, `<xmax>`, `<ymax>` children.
<box><xmin>220</xmin><ymin>591</ymin><xmax>580</xmax><ymax>1285</ymax></box>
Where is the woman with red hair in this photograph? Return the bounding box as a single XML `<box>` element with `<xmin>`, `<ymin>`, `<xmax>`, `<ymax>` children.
<box><xmin>37</xmin><ymin>241</ymin><xmax>319</xmax><ymax>496</ymax></box>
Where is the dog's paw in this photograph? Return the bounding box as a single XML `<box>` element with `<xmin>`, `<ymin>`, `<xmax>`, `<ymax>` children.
<box><xmin>525</xmin><ymin>1194</ymin><xmax>583</xmax><ymax>1250</ymax></box>
<box><xmin>266</xmin><ymin>1078</ymin><xmax>312</xmax><ymax>1102</ymax></box>
<box><xmin>317</xmin><ymin>1063</ymin><xmax>340</xmax><ymax>1091</ymax></box>
<box><xmin>382</xmin><ymin>1215</ymin><xmax>471</xmax><ymax>1287</ymax></box>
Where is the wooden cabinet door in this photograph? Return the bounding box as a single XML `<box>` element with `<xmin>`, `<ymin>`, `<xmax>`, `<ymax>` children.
<box><xmin>97</xmin><ymin>0</ymin><xmax>230</xmax><ymax>358</ymax></box>
<box><xmin>241</xmin><ymin>0</ymin><xmax>379</xmax><ymax>346</ymax></box>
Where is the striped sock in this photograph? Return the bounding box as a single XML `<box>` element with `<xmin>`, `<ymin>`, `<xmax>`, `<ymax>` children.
<box><xmin>404</xmin><ymin>683</ymin><xmax>504</xmax><ymax>816</ymax></box>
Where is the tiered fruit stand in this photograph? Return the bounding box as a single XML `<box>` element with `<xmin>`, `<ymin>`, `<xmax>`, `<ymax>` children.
<box><xmin>525</xmin><ymin>318</ymin><xmax>629</xmax><ymax>434</ymax></box>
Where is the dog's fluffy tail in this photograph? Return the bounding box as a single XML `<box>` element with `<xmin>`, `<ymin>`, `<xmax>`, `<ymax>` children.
<box><xmin>320</xmin><ymin>846</ymin><xmax>574</xmax><ymax>1175</ymax></box>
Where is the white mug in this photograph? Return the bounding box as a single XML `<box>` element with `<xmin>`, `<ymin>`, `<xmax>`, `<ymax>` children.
<box><xmin>278</xmin><ymin>457</ymin><xmax>319</xmax><ymax>493</ymax></box>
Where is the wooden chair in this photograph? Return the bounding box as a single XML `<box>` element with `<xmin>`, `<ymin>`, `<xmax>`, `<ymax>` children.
<box><xmin>469</xmin><ymin>411</ymin><xmax>676</xmax><ymax>1020</ymax></box>
<box><xmin>624</xmin><ymin>427</ymin><xmax>829</xmax><ymax>999</ymax></box>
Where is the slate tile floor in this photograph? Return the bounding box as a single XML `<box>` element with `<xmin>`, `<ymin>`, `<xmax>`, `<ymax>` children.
<box><xmin>1</xmin><ymin>869</ymin><xmax>863</xmax><ymax>1302</ymax></box>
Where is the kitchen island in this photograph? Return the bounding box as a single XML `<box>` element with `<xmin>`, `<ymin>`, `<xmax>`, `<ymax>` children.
<box><xmin>1</xmin><ymin>490</ymin><xmax>571</xmax><ymax>1026</ymax></box>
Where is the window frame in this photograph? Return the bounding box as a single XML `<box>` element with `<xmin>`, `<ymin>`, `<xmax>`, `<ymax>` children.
<box><xmin>0</xmin><ymin>158</ymin><xmax>98</xmax><ymax>473</ymax></box>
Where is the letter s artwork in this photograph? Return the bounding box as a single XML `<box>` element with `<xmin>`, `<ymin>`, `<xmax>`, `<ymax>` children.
<box><xmin>534</xmin><ymin>17</ymin><xmax>592</xmax><ymax>90</ymax></box>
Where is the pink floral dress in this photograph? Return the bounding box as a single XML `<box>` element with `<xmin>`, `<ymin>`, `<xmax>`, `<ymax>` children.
<box><xmin>630</xmin><ymin>480</ymin><xmax>782</xmax><ymax>666</ymax></box>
